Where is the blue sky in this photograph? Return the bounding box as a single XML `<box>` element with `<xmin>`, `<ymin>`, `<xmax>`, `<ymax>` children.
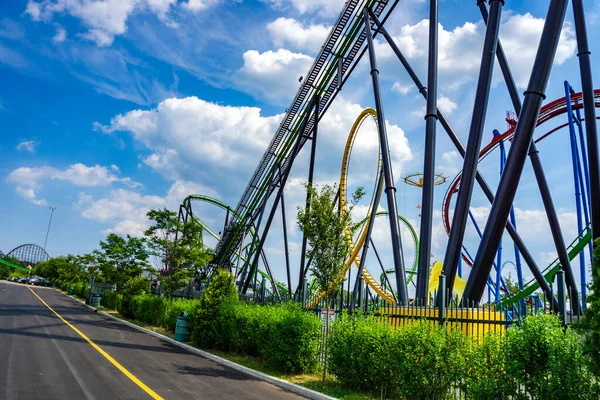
<box><xmin>1</xmin><ymin>0</ymin><xmax>599</xmax><ymax>293</ymax></box>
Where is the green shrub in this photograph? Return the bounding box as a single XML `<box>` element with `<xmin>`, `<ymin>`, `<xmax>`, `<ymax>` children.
<box><xmin>506</xmin><ymin>313</ymin><xmax>597</xmax><ymax>400</ymax></box>
<box><xmin>0</xmin><ymin>264</ymin><xmax>9</xmax><ymax>279</ymax></box>
<box><xmin>193</xmin><ymin>298</ymin><xmax>320</xmax><ymax>374</ymax></box>
<box><xmin>328</xmin><ymin>313</ymin><xmax>396</xmax><ymax>395</ymax></box>
<box><xmin>463</xmin><ymin>332</ymin><xmax>516</xmax><ymax>400</ymax></box>
<box><xmin>212</xmin><ymin>299</ymin><xmax>261</xmax><ymax>355</ymax></box>
<box><xmin>255</xmin><ymin>303</ymin><xmax>321</xmax><ymax>373</ymax></box>
<box><xmin>162</xmin><ymin>298</ymin><xmax>201</xmax><ymax>332</ymax></box>
<box><xmin>101</xmin><ymin>290</ymin><xmax>121</xmax><ymax>310</ymax></box>
<box><xmin>579</xmin><ymin>238</ymin><xmax>600</xmax><ymax>376</ymax></box>
<box><xmin>120</xmin><ymin>276</ymin><xmax>150</xmax><ymax>318</ymax></box>
<box><xmin>391</xmin><ymin>321</ymin><xmax>467</xmax><ymax>400</ymax></box>
<box><xmin>192</xmin><ymin>269</ymin><xmax>238</xmax><ymax>346</ymax></box>
<box><xmin>132</xmin><ymin>294</ymin><xmax>168</xmax><ymax>326</ymax></box>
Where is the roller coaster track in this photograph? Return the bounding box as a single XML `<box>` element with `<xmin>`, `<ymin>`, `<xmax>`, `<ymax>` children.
<box><xmin>442</xmin><ymin>90</ymin><xmax>600</xmax><ymax>266</ymax></box>
<box><xmin>214</xmin><ymin>0</ymin><xmax>398</xmax><ymax>267</ymax></box>
<box><xmin>0</xmin><ymin>257</ymin><xmax>29</xmax><ymax>273</ymax></box>
<box><xmin>441</xmin><ymin>90</ymin><xmax>600</xmax><ymax>306</ymax></box>
<box><xmin>181</xmin><ymin>195</ymin><xmax>288</xmax><ymax>294</ymax></box>
<box><xmin>306</xmin><ymin>108</ymin><xmax>419</xmax><ymax>307</ymax></box>
<box><xmin>499</xmin><ymin>225</ymin><xmax>592</xmax><ymax>308</ymax></box>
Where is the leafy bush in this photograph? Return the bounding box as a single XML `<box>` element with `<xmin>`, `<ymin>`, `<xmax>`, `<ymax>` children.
<box><xmin>463</xmin><ymin>332</ymin><xmax>516</xmax><ymax>400</ymax></box>
<box><xmin>195</xmin><ymin>299</ymin><xmax>320</xmax><ymax>374</ymax></box>
<box><xmin>329</xmin><ymin>317</ymin><xmax>468</xmax><ymax>399</ymax></box>
<box><xmin>506</xmin><ymin>313</ymin><xmax>596</xmax><ymax>400</ymax></box>
<box><xmin>254</xmin><ymin>303</ymin><xmax>321</xmax><ymax>373</ymax></box>
<box><xmin>101</xmin><ymin>290</ymin><xmax>121</xmax><ymax>310</ymax></box>
<box><xmin>392</xmin><ymin>321</ymin><xmax>467</xmax><ymax>400</ymax></box>
<box><xmin>162</xmin><ymin>298</ymin><xmax>201</xmax><ymax>332</ymax></box>
<box><xmin>131</xmin><ymin>294</ymin><xmax>168</xmax><ymax>326</ymax></box>
<box><xmin>328</xmin><ymin>313</ymin><xmax>396</xmax><ymax>395</ymax></box>
<box><xmin>579</xmin><ymin>238</ymin><xmax>600</xmax><ymax>376</ymax></box>
<box><xmin>191</xmin><ymin>269</ymin><xmax>238</xmax><ymax>346</ymax></box>
<box><xmin>121</xmin><ymin>276</ymin><xmax>150</xmax><ymax>318</ymax></box>
<box><xmin>0</xmin><ymin>265</ymin><xmax>9</xmax><ymax>279</ymax></box>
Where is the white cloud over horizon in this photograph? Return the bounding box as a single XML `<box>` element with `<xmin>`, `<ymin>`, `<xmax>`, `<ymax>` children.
<box><xmin>7</xmin><ymin>163</ymin><xmax>141</xmax><ymax>206</ymax></box>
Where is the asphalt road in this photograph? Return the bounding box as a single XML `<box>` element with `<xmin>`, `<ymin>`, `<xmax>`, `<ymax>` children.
<box><xmin>0</xmin><ymin>280</ymin><xmax>306</xmax><ymax>400</ymax></box>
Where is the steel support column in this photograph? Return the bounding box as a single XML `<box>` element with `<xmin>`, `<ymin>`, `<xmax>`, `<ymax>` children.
<box><xmin>464</xmin><ymin>0</ymin><xmax>570</xmax><ymax>303</ymax></box>
<box><xmin>479</xmin><ymin>0</ymin><xmax>578</xmax><ymax>312</ymax></box>
<box><xmin>368</xmin><ymin>8</ymin><xmax>557</xmax><ymax>308</ymax></box>
<box><xmin>364</xmin><ymin>8</ymin><xmax>408</xmax><ymax>304</ymax></box>
<box><xmin>297</xmin><ymin>96</ymin><xmax>320</xmax><ymax>302</ymax></box>
<box><xmin>415</xmin><ymin>0</ymin><xmax>439</xmax><ymax>302</ymax></box>
<box><xmin>351</xmin><ymin>170</ymin><xmax>385</xmax><ymax>311</ymax></box>
<box><xmin>442</xmin><ymin>0</ymin><xmax>503</xmax><ymax>294</ymax></box>
<box><xmin>572</xmin><ymin>0</ymin><xmax>600</xmax><ymax>242</ymax></box>
<box><xmin>278</xmin><ymin>165</ymin><xmax>293</xmax><ymax>297</ymax></box>
<box><xmin>243</xmin><ymin>98</ymin><xmax>318</xmax><ymax>294</ymax></box>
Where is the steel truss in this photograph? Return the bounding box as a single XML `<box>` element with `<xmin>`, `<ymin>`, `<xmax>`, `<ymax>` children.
<box><xmin>184</xmin><ymin>0</ymin><xmax>598</xmax><ymax>311</ymax></box>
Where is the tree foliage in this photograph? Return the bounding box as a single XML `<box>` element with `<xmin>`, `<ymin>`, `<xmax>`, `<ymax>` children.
<box><xmin>0</xmin><ymin>255</ymin><xmax>21</xmax><ymax>279</ymax></box>
<box><xmin>296</xmin><ymin>183</ymin><xmax>363</xmax><ymax>305</ymax></box>
<box><xmin>580</xmin><ymin>238</ymin><xmax>600</xmax><ymax>375</ymax></box>
<box><xmin>193</xmin><ymin>268</ymin><xmax>238</xmax><ymax>347</ymax></box>
<box><xmin>33</xmin><ymin>255</ymin><xmax>86</xmax><ymax>283</ymax></box>
<box><xmin>96</xmin><ymin>233</ymin><xmax>149</xmax><ymax>292</ymax></box>
<box><xmin>144</xmin><ymin>208</ymin><xmax>212</xmax><ymax>296</ymax></box>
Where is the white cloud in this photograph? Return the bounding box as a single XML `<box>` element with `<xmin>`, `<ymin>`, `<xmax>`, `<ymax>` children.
<box><xmin>52</xmin><ymin>24</ymin><xmax>66</xmax><ymax>43</ymax></box>
<box><xmin>392</xmin><ymin>82</ymin><xmax>413</xmax><ymax>95</ymax></box>
<box><xmin>411</xmin><ymin>95</ymin><xmax>458</xmax><ymax>118</ymax></box>
<box><xmin>80</xmin><ymin>180</ymin><xmax>216</xmax><ymax>236</ymax></box>
<box><xmin>181</xmin><ymin>0</ymin><xmax>221</xmax><ymax>13</ymax></box>
<box><xmin>15</xmin><ymin>186</ymin><xmax>48</xmax><ymax>206</ymax></box>
<box><xmin>438</xmin><ymin>96</ymin><xmax>458</xmax><ymax>116</ymax></box>
<box><xmin>7</xmin><ymin>164</ymin><xmax>141</xmax><ymax>207</ymax></box>
<box><xmin>262</xmin><ymin>0</ymin><xmax>346</xmax><ymax>17</ymax></box>
<box><xmin>143</xmin><ymin>149</ymin><xmax>179</xmax><ymax>180</ymax></box>
<box><xmin>25</xmin><ymin>0</ymin><xmax>184</xmax><ymax>46</ymax></box>
<box><xmin>0</xmin><ymin>18</ymin><xmax>26</xmax><ymax>40</ymax></box>
<box><xmin>236</xmin><ymin>49</ymin><xmax>314</xmax><ymax>103</ymax></box>
<box><xmin>439</xmin><ymin>150</ymin><xmax>462</xmax><ymax>176</ymax></box>
<box><xmin>16</xmin><ymin>140</ymin><xmax>38</xmax><ymax>153</ymax></box>
<box><xmin>378</xmin><ymin>12</ymin><xmax>576</xmax><ymax>90</ymax></box>
<box><xmin>266</xmin><ymin>18</ymin><xmax>330</xmax><ymax>53</ymax></box>
<box><xmin>97</xmin><ymin>97</ymin><xmax>283</xmax><ymax>177</ymax></box>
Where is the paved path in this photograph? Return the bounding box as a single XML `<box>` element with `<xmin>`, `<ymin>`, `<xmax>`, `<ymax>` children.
<box><xmin>0</xmin><ymin>281</ymin><xmax>305</xmax><ymax>400</ymax></box>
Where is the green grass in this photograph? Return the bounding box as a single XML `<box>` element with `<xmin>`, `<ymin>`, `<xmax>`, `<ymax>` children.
<box><xmin>194</xmin><ymin>349</ymin><xmax>376</xmax><ymax>399</ymax></box>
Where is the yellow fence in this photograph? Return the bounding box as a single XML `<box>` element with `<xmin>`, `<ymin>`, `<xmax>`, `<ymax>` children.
<box><xmin>378</xmin><ymin>306</ymin><xmax>506</xmax><ymax>339</ymax></box>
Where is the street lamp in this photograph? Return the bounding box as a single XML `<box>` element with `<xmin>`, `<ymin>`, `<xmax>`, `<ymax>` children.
<box><xmin>44</xmin><ymin>206</ymin><xmax>57</xmax><ymax>250</ymax></box>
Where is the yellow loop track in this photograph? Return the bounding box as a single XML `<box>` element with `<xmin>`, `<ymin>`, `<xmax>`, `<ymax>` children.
<box><xmin>308</xmin><ymin>108</ymin><xmax>396</xmax><ymax>307</ymax></box>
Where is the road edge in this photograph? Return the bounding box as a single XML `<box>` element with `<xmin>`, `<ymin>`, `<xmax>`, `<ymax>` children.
<box><xmin>57</xmin><ymin>290</ymin><xmax>336</xmax><ymax>400</ymax></box>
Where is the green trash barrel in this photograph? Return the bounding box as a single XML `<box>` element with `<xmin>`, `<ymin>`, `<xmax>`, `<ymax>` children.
<box><xmin>91</xmin><ymin>293</ymin><xmax>101</xmax><ymax>307</ymax></box>
<box><xmin>174</xmin><ymin>312</ymin><xmax>189</xmax><ymax>342</ymax></box>
<box><xmin>68</xmin><ymin>287</ymin><xmax>74</xmax><ymax>295</ymax></box>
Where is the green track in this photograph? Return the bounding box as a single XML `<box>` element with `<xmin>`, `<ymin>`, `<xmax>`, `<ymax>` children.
<box><xmin>183</xmin><ymin>195</ymin><xmax>288</xmax><ymax>294</ymax></box>
<box><xmin>1</xmin><ymin>257</ymin><xmax>29</xmax><ymax>273</ymax></box>
<box><xmin>499</xmin><ymin>227</ymin><xmax>592</xmax><ymax>308</ymax></box>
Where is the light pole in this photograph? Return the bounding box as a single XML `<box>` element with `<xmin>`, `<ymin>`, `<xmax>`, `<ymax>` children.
<box><xmin>44</xmin><ymin>206</ymin><xmax>57</xmax><ymax>250</ymax></box>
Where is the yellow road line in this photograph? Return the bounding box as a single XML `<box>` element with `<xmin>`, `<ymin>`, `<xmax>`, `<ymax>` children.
<box><xmin>28</xmin><ymin>287</ymin><xmax>163</xmax><ymax>400</ymax></box>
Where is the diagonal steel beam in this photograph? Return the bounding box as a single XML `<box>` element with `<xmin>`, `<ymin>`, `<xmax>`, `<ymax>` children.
<box><xmin>464</xmin><ymin>0</ymin><xmax>570</xmax><ymax>304</ymax></box>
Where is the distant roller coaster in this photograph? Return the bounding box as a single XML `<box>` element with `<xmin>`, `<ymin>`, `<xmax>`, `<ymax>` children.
<box><xmin>177</xmin><ymin>0</ymin><xmax>598</xmax><ymax>317</ymax></box>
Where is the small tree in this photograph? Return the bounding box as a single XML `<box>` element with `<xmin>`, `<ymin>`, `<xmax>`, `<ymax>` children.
<box><xmin>297</xmin><ymin>182</ymin><xmax>363</xmax><ymax>380</ymax></box>
<box><xmin>96</xmin><ymin>233</ymin><xmax>149</xmax><ymax>293</ymax></box>
<box><xmin>145</xmin><ymin>208</ymin><xmax>212</xmax><ymax>296</ymax></box>
<box><xmin>193</xmin><ymin>268</ymin><xmax>238</xmax><ymax>347</ymax></box>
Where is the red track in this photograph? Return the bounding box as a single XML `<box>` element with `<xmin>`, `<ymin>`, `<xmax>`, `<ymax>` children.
<box><xmin>442</xmin><ymin>90</ymin><xmax>600</xmax><ymax>267</ymax></box>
